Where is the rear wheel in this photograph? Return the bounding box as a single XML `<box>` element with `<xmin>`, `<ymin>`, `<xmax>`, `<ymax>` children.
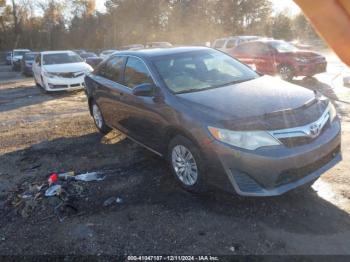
<box><xmin>168</xmin><ymin>135</ymin><xmax>206</xmax><ymax>193</ymax></box>
<box><xmin>91</xmin><ymin>101</ymin><xmax>111</xmax><ymax>134</ymax></box>
<box><xmin>279</xmin><ymin>65</ymin><xmax>294</xmax><ymax>81</ymax></box>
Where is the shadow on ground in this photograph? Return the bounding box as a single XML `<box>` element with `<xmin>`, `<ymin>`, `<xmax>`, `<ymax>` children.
<box><xmin>0</xmin><ymin>83</ymin><xmax>85</xmax><ymax>113</ymax></box>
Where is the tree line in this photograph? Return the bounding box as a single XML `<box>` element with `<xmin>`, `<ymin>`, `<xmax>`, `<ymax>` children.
<box><xmin>0</xmin><ymin>0</ymin><xmax>320</xmax><ymax>51</ymax></box>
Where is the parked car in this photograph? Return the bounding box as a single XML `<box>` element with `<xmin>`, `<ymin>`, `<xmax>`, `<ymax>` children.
<box><xmin>289</xmin><ymin>40</ymin><xmax>312</xmax><ymax>50</ymax></box>
<box><xmin>21</xmin><ymin>52</ymin><xmax>39</xmax><ymax>76</ymax></box>
<box><xmin>84</xmin><ymin>47</ymin><xmax>341</xmax><ymax>197</ymax></box>
<box><xmin>80</xmin><ymin>52</ymin><xmax>103</xmax><ymax>68</ymax></box>
<box><xmin>99</xmin><ymin>50</ymin><xmax>118</xmax><ymax>60</ymax></box>
<box><xmin>33</xmin><ymin>51</ymin><xmax>93</xmax><ymax>92</ymax></box>
<box><xmin>231</xmin><ymin>40</ymin><xmax>327</xmax><ymax>80</ymax></box>
<box><xmin>79</xmin><ymin>52</ymin><xmax>98</xmax><ymax>59</ymax></box>
<box><xmin>11</xmin><ymin>49</ymin><xmax>30</xmax><ymax>71</ymax></box>
<box><xmin>6</xmin><ymin>52</ymin><xmax>12</xmax><ymax>65</ymax></box>
<box><xmin>146</xmin><ymin>42</ymin><xmax>173</xmax><ymax>48</ymax></box>
<box><xmin>212</xmin><ymin>36</ymin><xmax>261</xmax><ymax>54</ymax></box>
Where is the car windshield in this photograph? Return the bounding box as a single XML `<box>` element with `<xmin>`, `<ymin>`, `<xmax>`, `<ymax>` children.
<box><xmin>43</xmin><ymin>53</ymin><xmax>83</xmax><ymax>65</ymax></box>
<box><xmin>153</xmin><ymin>50</ymin><xmax>259</xmax><ymax>94</ymax></box>
<box><xmin>270</xmin><ymin>41</ymin><xmax>299</xmax><ymax>52</ymax></box>
<box><xmin>24</xmin><ymin>53</ymin><xmax>37</xmax><ymax>60</ymax></box>
<box><xmin>13</xmin><ymin>51</ymin><xmax>28</xmax><ymax>56</ymax></box>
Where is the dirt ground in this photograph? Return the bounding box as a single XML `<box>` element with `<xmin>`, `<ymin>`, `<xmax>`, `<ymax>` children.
<box><xmin>0</xmin><ymin>56</ymin><xmax>350</xmax><ymax>256</ymax></box>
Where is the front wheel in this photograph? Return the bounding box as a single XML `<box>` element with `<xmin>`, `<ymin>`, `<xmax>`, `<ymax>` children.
<box><xmin>168</xmin><ymin>135</ymin><xmax>206</xmax><ymax>193</ymax></box>
<box><xmin>279</xmin><ymin>65</ymin><xmax>294</xmax><ymax>81</ymax></box>
<box><xmin>91</xmin><ymin>101</ymin><xmax>111</xmax><ymax>134</ymax></box>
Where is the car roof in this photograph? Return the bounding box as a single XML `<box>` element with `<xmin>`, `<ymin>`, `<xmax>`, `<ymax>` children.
<box><xmin>41</xmin><ymin>50</ymin><xmax>76</xmax><ymax>55</ymax></box>
<box><xmin>111</xmin><ymin>46</ymin><xmax>210</xmax><ymax>59</ymax></box>
<box><xmin>240</xmin><ymin>39</ymin><xmax>285</xmax><ymax>45</ymax></box>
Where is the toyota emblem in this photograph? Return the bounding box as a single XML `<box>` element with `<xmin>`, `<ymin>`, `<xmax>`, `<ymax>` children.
<box><xmin>309</xmin><ymin>123</ymin><xmax>320</xmax><ymax>137</ymax></box>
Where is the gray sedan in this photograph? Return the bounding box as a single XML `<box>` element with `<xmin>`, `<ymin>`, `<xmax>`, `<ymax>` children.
<box><xmin>84</xmin><ymin>47</ymin><xmax>341</xmax><ymax>197</ymax></box>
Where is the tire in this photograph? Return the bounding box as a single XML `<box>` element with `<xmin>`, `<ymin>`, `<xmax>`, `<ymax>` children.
<box><xmin>91</xmin><ymin>101</ymin><xmax>111</xmax><ymax>134</ymax></box>
<box><xmin>278</xmin><ymin>65</ymin><xmax>294</xmax><ymax>81</ymax></box>
<box><xmin>37</xmin><ymin>75</ymin><xmax>48</xmax><ymax>93</ymax></box>
<box><xmin>167</xmin><ymin>135</ymin><xmax>207</xmax><ymax>193</ymax></box>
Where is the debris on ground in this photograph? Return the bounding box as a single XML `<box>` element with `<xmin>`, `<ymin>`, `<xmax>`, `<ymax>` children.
<box><xmin>45</xmin><ymin>184</ymin><xmax>62</xmax><ymax>197</ymax></box>
<box><xmin>103</xmin><ymin>196</ymin><xmax>123</xmax><ymax>207</ymax></box>
<box><xmin>5</xmin><ymin>170</ymin><xmax>110</xmax><ymax>222</ymax></box>
<box><xmin>74</xmin><ymin>172</ymin><xmax>105</xmax><ymax>182</ymax></box>
<box><xmin>48</xmin><ymin>173</ymin><xmax>58</xmax><ymax>185</ymax></box>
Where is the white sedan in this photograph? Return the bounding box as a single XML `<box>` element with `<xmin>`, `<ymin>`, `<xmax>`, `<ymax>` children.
<box><xmin>33</xmin><ymin>51</ymin><xmax>93</xmax><ymax>92</ymax></box>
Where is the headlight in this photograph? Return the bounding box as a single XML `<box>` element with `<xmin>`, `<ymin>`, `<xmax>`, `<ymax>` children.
<box><xmin>43</xmin><ymin>71</ymin><xmax>56</xmax><ymax>78</ymax></box>
<box><xmin>208</xmin><ymin>127</ymin><xmax>281</xmax><ymax>150</ymax></box>
<box><xmin>295</xmin><ymin>57</ymin><xmax>308</xmax><ymax>63</ymax></box>
<box><xmin>328</xmin><ymin>102</ymin><xmax>337</xmax><ymax>122</ymax></box>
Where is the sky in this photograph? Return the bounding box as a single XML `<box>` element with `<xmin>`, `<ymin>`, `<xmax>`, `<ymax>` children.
<box><xmin>271</xmin><ymin>0</ymin><xmax>301</xmax><ymax>15</ymax></box>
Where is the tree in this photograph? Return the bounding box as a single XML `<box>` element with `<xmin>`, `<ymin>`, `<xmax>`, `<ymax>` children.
<box><xmin>271</xmin><ymin>12</ymin><xmax>293</xmax><ymax>40</ymax></box>
<box><xmin>293</xmin><ymin>13</ymin><xmax>319</xmax><ymax>41</ymax></box>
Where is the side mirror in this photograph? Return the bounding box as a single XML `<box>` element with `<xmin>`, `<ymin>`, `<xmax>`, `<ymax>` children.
<box><xmin>132</xmin><ymin>83</ymin><xmax>155</xmax><ymax>97</ymax></box>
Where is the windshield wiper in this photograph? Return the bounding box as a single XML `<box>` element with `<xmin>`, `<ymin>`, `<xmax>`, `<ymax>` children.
<box><xmin>213</xmin><ymin>78</ymin><xmax>256</xmax><ymax>88</ymax></box>
<box><xmin>176</xmin><ymin>87</ymin><xmax>211</xmax><ymax>94</ymax></box>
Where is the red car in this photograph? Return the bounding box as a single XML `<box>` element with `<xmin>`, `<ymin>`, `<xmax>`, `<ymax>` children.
<box><xmin>230</xmin><ymin>40</ymin><xmax>327</xmax><ymax>80</ymax></box>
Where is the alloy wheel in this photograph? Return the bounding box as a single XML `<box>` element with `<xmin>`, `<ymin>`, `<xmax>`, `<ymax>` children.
<box><xmin>171</xmin><ymin>145</ymin><xmax>198</xmax><ymax>186</ymax></box>
<box><xmin>279</xmin><ymin>66</ymin><xmax>293</xmax><ymax>81</ymax></box>
<box><xmin>92</xmin><ymin>104</ymin><xmax>103</xmax><ymax>129</ymax></box>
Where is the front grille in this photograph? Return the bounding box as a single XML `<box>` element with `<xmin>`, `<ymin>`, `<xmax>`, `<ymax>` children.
<box><xmin>276</xmin><ymin>146</ymin><xmax>340</xmax><ymax>186</ymax></box>
<box><xmin>50</xmin><ymin>84</ymin><xmax>68</xmax><ymax>89</ymax></box>
<box><xmin>58</xmin><ymin>72</ymin><xmax>84</xmax><ymax>78</ymax></box>
<box><xmin>279</xmin><ymin>121</ymin><xmax>330</xmax><ymax>148</ymax></box>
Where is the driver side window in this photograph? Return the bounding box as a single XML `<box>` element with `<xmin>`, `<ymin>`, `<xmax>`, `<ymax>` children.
<box><xmin>124</xmin><ymin>57</ymin><xmax>153</xmax><ymax>89</ymax></box>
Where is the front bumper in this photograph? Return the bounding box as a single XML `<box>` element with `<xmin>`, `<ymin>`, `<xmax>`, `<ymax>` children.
<box><xmin>207</xmin><ymin>119</ymin><xmax>341</xmax><ymax>196</ymax></box>
<box><xmin>44</xmin><ymin>75</ymin><xmax>85</xmax><ymax>92</ymax></box>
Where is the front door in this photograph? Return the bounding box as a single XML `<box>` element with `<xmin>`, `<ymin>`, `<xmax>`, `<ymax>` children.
<box><xmin>118</xmin><ymin>56</ymin><xmax>165</xmax><ymax>152</ymax></box>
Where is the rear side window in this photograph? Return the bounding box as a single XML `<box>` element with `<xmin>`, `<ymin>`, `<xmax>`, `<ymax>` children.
<box><xmin>213</xmin><ymin>39</ymin><xmax>226</xmax><ymax>49</ymax></box>
<box><xmin>124</xmin><ymin>57</ymin><xmax>153</xmax><ymax>89</ymax></box>
<box><xmin>99</xmin><ymin>56</ymin><xmax>125</xmax><ymax>83</ymax></box>
<box><xmin>234</xmin><ymin>42</ymin><xmax>270</xmax><ymax>56</ymax></box>
<box><xmin>226</xmin><ymin>39</ymin><xmax>237</xmax><ymax>49</ymax></box>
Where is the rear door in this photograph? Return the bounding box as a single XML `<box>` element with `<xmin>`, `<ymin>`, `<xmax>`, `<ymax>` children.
<box><xmin>232</xmin><ymin>42</ymin><xmax>255</xmax><ymax>65</ymax></box>
<box><xmin>90</xmin><ymin>55</ymin><xmax>127</xmax><ymax>127</ymax></box>
<box><xmin>249</xmin><ymin>43</ymin><xmax>275</xmax><ymax>74</ymax></box>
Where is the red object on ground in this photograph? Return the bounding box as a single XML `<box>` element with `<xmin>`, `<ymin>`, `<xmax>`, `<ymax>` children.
<box><xmin>48</xmin><ymin>173</ymin><xmax>58</xmax><ymax>185</ymax></box>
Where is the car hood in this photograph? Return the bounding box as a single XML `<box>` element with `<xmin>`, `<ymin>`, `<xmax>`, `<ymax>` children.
<box><xmin>43</xmin><ymin>62</ymin><xmax>92</xmax><ymax>73</ymax></box>
<box><xmin>177</xmin><ymin>76</ymin><xmax>327</xmax><ymax>130</ymax></box>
